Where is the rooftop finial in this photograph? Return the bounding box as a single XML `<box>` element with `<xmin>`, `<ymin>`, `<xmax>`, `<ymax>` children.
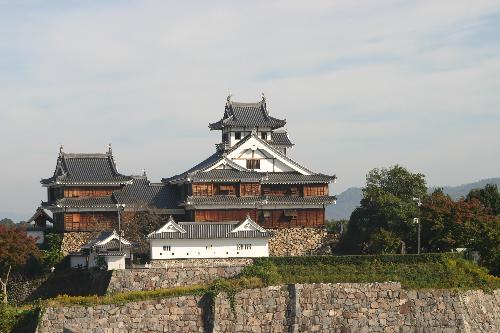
<box><xmin>226</xmin><ymin>93</ymin><xmax>232</xmax><ymax>104</ymax></box>
<box><xmin>108</xmin><ymin>143</ymin><xmax>112</xmax><ymax>154</ymax></box>
<box><xmin>59</xmin><ymin>144</ymin><xmax>64</xmax><ymax>155</ymax></box>
<box><xmin>261</xmin><ymin>92</ymin><xmax>266</xmax><ymax>101</ymax></box>
<box><xmin>142</xmin><ymin>168</ymin><xmax>147</xmax><ymax>177</ymax></box>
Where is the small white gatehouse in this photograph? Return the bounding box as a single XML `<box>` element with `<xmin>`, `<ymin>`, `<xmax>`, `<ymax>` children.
<box><xmin>70</xmin><ymin>230</ymin><xmax>136</xmax><ymax>270</ymax></box>
<box><xmin>147</xmin><ymin>216</ymin><xmax>270</xmax><ymax>259</ymax></box>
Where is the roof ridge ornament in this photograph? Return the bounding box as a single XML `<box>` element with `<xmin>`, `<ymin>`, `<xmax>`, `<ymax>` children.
<box><xmin>108</xmin><ymin>143</ymin><xmax>112</xmax><ymax>155</ymax></box>
<box><xmin>59</xmin><ymin>144</ymin><xmax>64</xmax><ymax>156</ymax></box>
<box><xmin>261</xmin><ymin>92</ymin><xmax>268</xmax><ymax>117</ymax></box>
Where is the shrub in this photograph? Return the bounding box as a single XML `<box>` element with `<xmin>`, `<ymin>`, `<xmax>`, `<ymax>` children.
<box><xmin>240</xmin><ymin>260</ymin><xmax>280</xmax><ymax>285</ymax></box>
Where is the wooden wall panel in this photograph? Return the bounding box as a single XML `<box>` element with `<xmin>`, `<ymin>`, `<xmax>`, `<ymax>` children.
<box><xmin>262</xmin><ymin>185</ymin><xmax>300</xmax><ymax>197</ymax></box>
<box><xmin>193</xmin><ymin>209</ymin><xmax>325</xmax><ymax>228</ymax></box>
<box><xmin>192</xmin><ymin>184</ymin><xmax>213</xmax><ymax>196</ymax></box>
<box><xmin>63</xmin><ymin>212</ymin><xmax>115</xmax><ymax>231</ymax></box>
<box><xmin>303</xmin><ymin>184</ymin><xmax>329</xmax><ymax>196</ymax></box>
<box><xmin>63</xmin><ymin>187</ymin><xmax>121</xmax><ymax>198</ymax></box>
<box><xmin>240</xmin><ymin>183</ymin><xmax>260</xmax><ymax>197</ymax></box>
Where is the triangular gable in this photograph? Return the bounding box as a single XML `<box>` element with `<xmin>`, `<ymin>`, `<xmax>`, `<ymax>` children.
<box><xmin>230</xmin><ymin>215</ymin><xmax>267</xmax><ymax>234</ymax></box>
<box><xmin>225</xmin><ymin>134</ymin><xmax>314</xmax><ymax>175</ymax></box>
<box><xmin>148</xmin><ymin>216</ymin><xmax>186</xmax><ymax>237</ymax></box>
<box><xmin>207</xmin><ymin>157</ymin><xmax>248</xmax><ymax>172</ymax></box>
<box><xmin>95</xmin><ymin>230</ymin><xmax>133</xmax><ymax>247</ymax></box>
<box><xmin>27</xmin><ymin>207</ymin><xmax>54</xmax><ymax>226</ymax></box>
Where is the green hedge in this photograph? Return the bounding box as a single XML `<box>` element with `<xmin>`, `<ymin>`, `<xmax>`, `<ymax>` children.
<box><xmin>255</xmin><ymin>253</ymin><xmax>463</xmax><ymax>266</ymax></box>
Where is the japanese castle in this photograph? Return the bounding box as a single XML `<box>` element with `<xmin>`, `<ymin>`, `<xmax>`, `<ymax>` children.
<box><xmin>39</xmin><ymin>94</ymin><xmax>337</xmax><ymax>232</ymax></box>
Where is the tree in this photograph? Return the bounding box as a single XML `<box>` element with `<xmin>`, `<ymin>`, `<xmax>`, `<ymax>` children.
<box><xmin>420</xmin><ymin>187</ymin><xmax>500</xmax><ymax>275</ymax></box>
<box><xmin>0</xmin><ymin>219</ymin><xmax>15</xmax><ymax>228</ymax></box>
<box><xmin>119</xmin><ymin>207</ymin><xmax>169</xmax><ymax>255</ymax></box>
<box><xmin>420</xmin><ymin>190</ymin><xmax>489</xmax><ymax>252</ymax></box>
<box><xmin>0</xmin><ymin>225</ymin><xmax>42</xmax><ymax>275</ymax></box>
<box><xmin>338</xmin><ymin>165</ymin><xmax>427</xmax><ymax>254</ymax></box>
<box><xmin>0</xmin><ymin>265</ymin><xmax>10</xmax><ymax>304</ymax></box>
<box><xmin>466</xmin><ymin>184</ymin><xmax>500</xmax><ymax>216</ymax></box>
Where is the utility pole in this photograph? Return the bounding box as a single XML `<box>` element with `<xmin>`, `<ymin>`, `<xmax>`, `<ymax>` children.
<box><xmin>413</xmin><ymin>218</ymin><xmax>421</xmax><ymax>254</ymax></box>
<box><xmin>117</xmin><ymin>204</ymin><xmax>125</xmax><ymax>252</ymax></box>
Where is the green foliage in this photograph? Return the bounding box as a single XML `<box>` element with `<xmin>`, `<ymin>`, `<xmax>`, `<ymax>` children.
<box><xmin>0</xmin><ymin>225</ymin><xmax>42</xmax><ymax>275</ymax></box>
<box><xmin>47</xmin><ymin>284</ymin><xmax>207</xmax><ymax>307</ymax></box>
<box><xmin>240</xmin><ymin>260</ymin><xmax>281</xmax><ymax>285</ymax></box>
<box><xmin>0</xmin><ymin>219</ymin><xmax>15</xmax><ymax>228</ymax></box>
<box><xmin>367</xmin><ymin>229</ymin><xmax>402</xmax><ymax>254</ymax></box>
<box><xmin>0</xmin><ymin>303</ymin><xmax>40</xmax><ymax>333</ymax></box>
<box><xmin>421</xmin><ymin>186</ymin><xmax>500</xmax><ymax>275</ymax></box>
<box><xmin>466</xmin><ymin>184</ymin><xmax>500</xmax><ymax>215</ymax></box>
<box><xmin>253</xmin><ymin>254</ymin><xmax>499</xmax><ymax>291</ymax></box>
<box><xmin>325</xmin><ymin>219</ymin><xmax>348</xmax><ymax>234</ymax></box>
<box><xmin>255</xmin><ymin>253</ymin><xmax>462</xmax><ymax>266</ymax></box>
<box><xmin>339</xmin><ymin>165</ymin><xmax>427</xmax><ymax>254</ymax></box>
<box><xmin>41</xmin><ymin>233</ymin><xmax>63</xmax><ymax>269</ymax></box>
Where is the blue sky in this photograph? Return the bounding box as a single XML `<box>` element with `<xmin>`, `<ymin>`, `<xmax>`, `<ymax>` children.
<box><xmin>1</xmin><ymin>1</ymin><xmax>500</xmax><ymax>221</ymax></box>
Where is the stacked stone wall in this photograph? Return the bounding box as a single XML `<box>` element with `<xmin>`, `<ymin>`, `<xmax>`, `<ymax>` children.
<box><xmin>61</xmin><ymin>232</ymin><xmax>99</xmax><ymax>255</ymax></box>
<box><xmin>268</xmin><ymin>227</ymin><xmax>338</xmax><ymax>256</ymax></box>
<box><xmin>214</xmin><ymin>286</ymin><xmax>291</xmax><ymax>332</ymax></box>
<box><xmin>38</xmin><ymin>283</ymin><xmax>500</xmax><ymax>333</ymax></box>
<box><xmin>107</xmin><ymin>259</ymin><xmax>251</xmax><ymax>293</ymax></box>
<box><xmin>38</xmin><ymin>295</ymin><xmax>206</xmax><ymax>333</ymax></box>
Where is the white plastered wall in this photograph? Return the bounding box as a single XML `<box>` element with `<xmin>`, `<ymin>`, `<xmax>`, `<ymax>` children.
<box><xmin>149</xmin><ymin>238</ymin><xmax>269</xmax><ymax>260</ymax></box>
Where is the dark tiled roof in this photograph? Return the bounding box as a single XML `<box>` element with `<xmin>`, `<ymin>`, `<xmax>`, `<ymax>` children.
<box><xmin>185</xmin><ymin>195</ymin><xmax>337</xmax><ymax>206</ymax></box>
<box><xmin>52</xmin><ymin>196</ymin><xmax>117</xmax><ymax>208</ymax></box>
<box><xmin>270</xmin><ymin>131</ymin><xmax>294</xmax><ymax>147</ymax></box>
<box><xmin>148</xmin><ymin>221</ymin><xmax>270</xmax><ymax>240</ymax></box>
<box><xmin>263</xmin><ymin>172</ymin><xmax>336</xmax><ymax>184</ymax></box>
<box><xmin>113</xmin><ymin>177</ymin><xmax>179</xmax><ymax>209</ymax></box>
<box><xmin>42</xmin><ymin>150</ymin><xmax>131</xmax><ymax>185</ymax></box>
<box><xmin>209</xmin><ymin>99</ymin><xmax>286</xmax><ymax>130</ymax></box>
<box><xmin>189</xmin><ymin>170</ymin><xmax>263</xmax><ymax>183</ymax></box>
<box><xmin>26</xmin><ymin>207</ymin><xmax>54</xmax><ymax>224</ymax></box>
<box><xmin>163</xmin><ymin>152</ymin><xmax>223</xmax><ymax>183</ymax></box>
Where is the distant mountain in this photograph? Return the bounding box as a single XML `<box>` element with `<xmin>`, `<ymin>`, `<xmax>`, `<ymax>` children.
<box><xmin>327</xmin><ymin>178</ymin><xmax>500</xmax><ymax>220</ymax></box>
<box><xmin>430</xmin><ymin>178</ymin><xmax>500</xmax><ymax>201</ymax></box>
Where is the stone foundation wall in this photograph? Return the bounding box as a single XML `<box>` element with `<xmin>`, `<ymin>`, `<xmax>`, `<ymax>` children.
<box><xmin>215</xmin><ymin>286</ymin><xmax>291</xmax><ymax>332</ymax></box>
<box><xmin>61</xmin><ymin>232</ymin><xmax>99</xmax><ymax>255</ymax></box>
<box><xmin>149</xmin><ymin>258</ymin><xmax>253</xmax><ymax>268</ymax></box>
<box><xmin>107</xmin><ymin>259</ymin><xmax>251</xmax><ymax>293</ymax></box>
<box><xmin>38</xmin><ymin>295</ymin><xmax>207</xmax><ymax>333</ymax></box>
<box><xmin>268</xmin><ymin>227</ymin><xmax>338</xmax><ymax>256</ymax></box>
<box><xmin>7</xmin><ymin>274</ymin><xmax>50</xmax><ymax>305</ymax></box>
<box><xmin>38</xmin><ymin>283</ymin><xmax>500</xmax><ymax>332</ymax></box>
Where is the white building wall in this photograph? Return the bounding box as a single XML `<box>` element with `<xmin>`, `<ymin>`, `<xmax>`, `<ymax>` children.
<box><xmin>149</xmin><ymin>238</ymin><xmax>269</xmax><ymax>260</ymax></box>
<box><xmin>224</xmin><ymin>127</ymin><xmax>273</xmax><ymax>147</ymax></box>
<box><xmin>70</xmin><ymin>255</ymin><xmax>87</xmax><ymax>269</ymax></box>
<box><xmin>231</xmin><ymin>149</ymin><xmax>295</xmax><ymax>173</ymax></box>
<box><xmin>105</xmin><ymin>256</ymin><xmax>126</xmax><ymax>270</ymax></box>
<box><xmin>88</xmin><ymin>249</ymin><xmax>130</xmax><ymax>268</ymax></box>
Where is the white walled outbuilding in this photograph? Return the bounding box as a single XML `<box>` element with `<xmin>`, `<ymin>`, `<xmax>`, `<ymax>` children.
<box><xmin>149</xmin><ymin>238</ymin><xmax>269</xmax><ymax>260</ymax></box>
<box><xmin>148</xmin><ymin>216</ymin><xmax>270</xmax><ymax>260</ymax></box>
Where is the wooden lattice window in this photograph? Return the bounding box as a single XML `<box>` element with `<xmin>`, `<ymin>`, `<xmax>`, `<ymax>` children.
<box><xmin>246</xmin><ymin>159</ymin><xmax>260</xmax><ymax>170</ymax></box>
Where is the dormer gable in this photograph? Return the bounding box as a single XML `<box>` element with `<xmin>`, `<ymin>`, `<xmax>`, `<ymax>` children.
<box><xmin>230</xmin><ymin>215</ymin><xmax>267</xmax><ymax>234</ymax></box>
<box><xmin>147</xmin><ymin>216</ymin><xmax>187</xmax><ymax>238</ymax></box>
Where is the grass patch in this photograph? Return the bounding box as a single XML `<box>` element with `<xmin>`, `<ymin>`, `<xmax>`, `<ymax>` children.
<box><xmin>0</xmin><ymin>304</ymin><xmax>40</xmax><ymax>333</ymax></box>
<box><xmin>252</xmin><ymin>254</ymin><xmax>500</xmax><ymax>291</ymax></box>
<box><xmin>46</xmin><ymin>284</ymin><xmax>207</xmax><ymax>307</ymax></box>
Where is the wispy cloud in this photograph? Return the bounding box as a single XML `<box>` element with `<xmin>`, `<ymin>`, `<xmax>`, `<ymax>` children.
<box><xmin>0</xmin><ymin>1</ymin><xmax>499</xmax><ymax>219</ymax></box>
